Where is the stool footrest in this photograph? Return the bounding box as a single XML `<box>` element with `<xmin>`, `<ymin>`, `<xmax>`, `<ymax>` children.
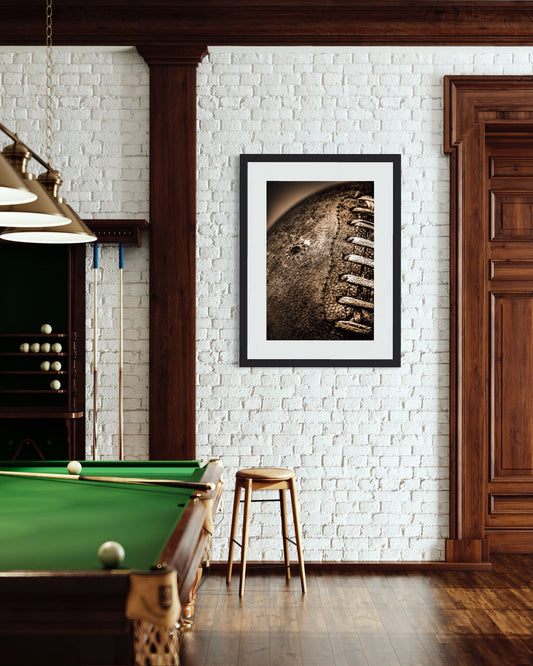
<box><xmin>240</xmin><ymin>563</ymin><xmax>298</xmax><ymax>571</ymax></box>
<box><xmin>240</xmin><ymin>498</ymin><xmax>282</xmax><ymax>503</ymax></box>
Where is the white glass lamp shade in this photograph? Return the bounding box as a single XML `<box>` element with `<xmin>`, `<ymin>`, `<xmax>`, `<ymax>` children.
<box><xmin>0</xmin><ymin>174</ymin><xmax>70</xmax><ymax>228</ymax></box>
<box><xmin>0</xmin><ymin>199</ymin><xmax>96</xmax><ymax>244</ymax></box>
<box><xmin>0</xmin><ymin>153</ymin><xmax>37</xmax><ymax>205</ymax></box>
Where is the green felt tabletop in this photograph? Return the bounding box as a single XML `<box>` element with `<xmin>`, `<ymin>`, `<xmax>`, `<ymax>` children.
<box><xmin>0</xmin><ymin>460</ymin><xmax>207</xmax><ymax>571</ymax></box>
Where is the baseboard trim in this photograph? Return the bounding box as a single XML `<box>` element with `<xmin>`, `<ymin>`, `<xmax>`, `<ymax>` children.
<box><xmin>211</xmin><ymin>560</ymin><xmax>493</xmax><ymax>573</ymax></box>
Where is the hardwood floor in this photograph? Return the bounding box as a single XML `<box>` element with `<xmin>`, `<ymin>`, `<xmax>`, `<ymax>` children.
<box><xmin>181</xmin><ymin>555</ymin><xmax>533</xmax><ymax>665</ymax></box>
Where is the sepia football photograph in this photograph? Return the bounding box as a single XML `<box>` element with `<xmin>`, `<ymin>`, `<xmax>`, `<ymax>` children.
<box><xmin>266</xmin><ymin>181</ymin><xmax>374</xmax><ymax>341</ymax></box>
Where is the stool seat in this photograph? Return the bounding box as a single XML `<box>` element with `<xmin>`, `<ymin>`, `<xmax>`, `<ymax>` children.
<box><xmin>227</xmin><ymin>466</ymin><xmax>306</xmax><ymax>596</ymax></box>
<box><xmin>236</xmin><ymin>467</ymin><xmax>295</xmax><ymax>481</ymax></box>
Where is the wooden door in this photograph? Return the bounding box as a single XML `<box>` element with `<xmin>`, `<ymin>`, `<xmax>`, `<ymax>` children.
<box><xmin>486</xmin><ymin>132</ymin><xmax>533</xmax><ymax>551</ymax></box>
<box><xmin>446</xmin><ymin>77</ymin><xmax>533</xmax><ymax>562</ymax></box>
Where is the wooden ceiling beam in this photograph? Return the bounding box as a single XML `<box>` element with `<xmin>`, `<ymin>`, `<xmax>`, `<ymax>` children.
<box><xmin>0</xmin><ymin>1</ymin><xmax>532</xmax><ymax>46</ymax></box>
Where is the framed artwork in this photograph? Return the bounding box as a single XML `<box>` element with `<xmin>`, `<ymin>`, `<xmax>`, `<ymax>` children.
<box><xmin>239</xmin><ymin>154</ymin><xmax>401</xmax><ymax>367</ymax></box>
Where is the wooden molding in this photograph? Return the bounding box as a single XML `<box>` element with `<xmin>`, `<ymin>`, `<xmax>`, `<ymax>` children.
<box><xmin>446</xmin><ymin>538</ymin><xmax>490</xmax><ymax>564</ymax></box>
<box><xmin>209</xmin><ymin>560</ymin><xmax>493</xmax><ymax>573</ymax></box>
<box><xmin>445</xmin><ymin>76</ymin><xmax>533</xmax><ymax>151</ymax></box>
<box><xmin>85</xmin><ymin>219</ymin><xmax>149</xmax><ymax>246</ymax></box>
<box><xmin>137</xmin><ymin>45</ymin><xmax>208</xmax><ymax>66</ymax></box>
<box><xmin>2</xmin><ymin>2</ymin><xmax>533</xmax><ymax>46</ymax></box>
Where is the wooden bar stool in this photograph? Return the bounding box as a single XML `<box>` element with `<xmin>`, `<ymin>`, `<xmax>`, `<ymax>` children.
<box><xmin>226</xmin><ymin>467</ymin><xmax>306</xmax><ymax>596</ymax></box>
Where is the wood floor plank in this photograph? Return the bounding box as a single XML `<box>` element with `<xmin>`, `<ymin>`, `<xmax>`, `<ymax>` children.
<box><xmin>181</xmin><ymin>555</ymin><xmax>533</xmax><ymax>666</ymax></box>
<box><xmin>237</xmin><ymin>577</ymin><xmax>271</xmax><ymax>666</ymax></box>
<box><xmin>202</xmin><ymin>580</ymin><xmax>244</xmax><ymax>665</ymax></box>
<box><xmin>388</xmin><ymin>633</ymin><xmax>433</xmax><ymax>666</ymax></box>
<box><xmin>296</xmin><ymin>575</ymin><xmax>338</xmax><ymax>665</ymax></box>
<box><xmin>268</xmin><ymin>576</ymin><xmax>304</xmax><ymax>666</ymax></box>
<box><xmin>315</xmin><ymin>574</ymin><xmax>368</xmax><ymax>666</ymax></box>
<box><xmin>415</xmin><ymin>633</ymin><xmax>466</xmax><ymax>666</ymax></box>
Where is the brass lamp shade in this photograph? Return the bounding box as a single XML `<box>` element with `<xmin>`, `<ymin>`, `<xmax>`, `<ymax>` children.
<box><xmin>0</xmin><ymin>144</ymin><xmax>69</xmax><ymax>228</ymax></box>
<box><xmin>0</xmin><ymin>199</ymin><xmax>96</xmax><ymax>244</ymax></box>
<box><xmin>0</xmin><ymin>174</ymin><xmax>70</xmax><ymax>228</ymax></box>
<box><xmin>0</xmin><ymin>170</ymin><xmax>96</xmax><ymax>244</ymax></box>
<box><xmin>0</xmin><ymin>153</ymin><xmax>37</xmax><ymax>205</ymax></box>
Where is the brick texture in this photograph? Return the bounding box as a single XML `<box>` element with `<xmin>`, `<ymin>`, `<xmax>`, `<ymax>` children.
<box><xmin>3</xmin><ymin>45</ymin><xmax>533</xmax><ymax>563</ymax></box>
<box><xmin>0</xmin><ymin>47</ymin><xmax>149</xmax><ymax>461</ymax></box>
<box><xmin>197</xmin><ymin>46</ymin><xmax>533</xmax><ymax>562</ymax></box>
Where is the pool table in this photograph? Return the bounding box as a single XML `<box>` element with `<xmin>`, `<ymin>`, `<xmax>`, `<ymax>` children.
<box><xmin>0</xmin><ymin>459</ymin><xmax>223</xmax><ymax>666</ymax></box>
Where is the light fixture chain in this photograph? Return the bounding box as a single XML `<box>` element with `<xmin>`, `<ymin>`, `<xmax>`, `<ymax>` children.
<box><xmin>45</xmin><ymin>0</ymin><xmax>53</xmax><ymax>165</ymax></box>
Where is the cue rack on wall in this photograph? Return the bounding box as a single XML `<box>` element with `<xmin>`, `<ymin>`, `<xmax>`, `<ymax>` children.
<box><xmin>0</xmin><ymin>219</ymin><xmax>148</xmax><ymax>461</ymax></box>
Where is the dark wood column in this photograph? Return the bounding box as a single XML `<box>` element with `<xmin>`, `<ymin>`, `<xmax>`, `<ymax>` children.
<box><xmin>137</xmin><ymin>45</ymin><xmax>207</xmax><ymax>460</ymax></box>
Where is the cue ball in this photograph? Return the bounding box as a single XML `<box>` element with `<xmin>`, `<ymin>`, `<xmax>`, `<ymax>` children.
<box><xmin>41</xmin><ymin>324</ymin><xmax>52</xmax><ymax>334</ymax></box>
<box><xmin>67</xmin><ymin>460</ymin><xmax>82</xmax><ymax>475</ymax></box>
<box><xmin>51</xmin><ymin>361</ymin><xmax>61</xmax><ymax>372</ymax></box>
<box><xmin>50</xmin><ymin>379</ymin><xmax>61</xmax><ymax>390</ymax></box>
<box><xmin>30</xmin><ymin>343</ymin><xmax>40</xmax><ymax>353</ymax></box>
<box><xmin>41</xmin><ymin>343</ymin><xmax>51</xmax><ymax>353</ymax></box>
<box><xmin>19</xmin><ymin>343</ymin><xmax>29</xmax><ymax>353</ymax></box>
<box><xmin>98</xmin><ymin>541</ymin><xmax>125</xmax><ymax>569</ymax></box>
<box><xmin>40</xmin><ymin>361</ymin><xmax>50</xmax><ymax>371</ymax></box>
<box><xmin>51</xmin><ymin>343</ymin><xmax>62</xmax><ymax>353</ymax></box>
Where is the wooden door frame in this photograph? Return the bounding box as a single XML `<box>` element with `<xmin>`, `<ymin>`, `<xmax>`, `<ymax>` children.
<box><xmin>444</xmin><ymin>76</ymin><xmax>533</xmax><ymax>563</ymax></box>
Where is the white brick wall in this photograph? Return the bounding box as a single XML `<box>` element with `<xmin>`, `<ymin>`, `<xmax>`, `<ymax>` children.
<box><xmin>197</xmin><ymin>46</ymin><xmax>533</xmax><ymax>562</ymax></box>
<box><xmin>3</xmin><ymin>45</ymin><xmax>533</xmax><ymax>563</ymax></box>
<box><xmin>0</xmin><ymin>47</ymin><xmax>150</xmax><ymax>460</ymax></box>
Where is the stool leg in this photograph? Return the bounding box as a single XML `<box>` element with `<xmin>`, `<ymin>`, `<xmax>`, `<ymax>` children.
<box><xmin>239</xmin><ymin>477</ymin><xmax>252</xmax><ymax>597</ymax></box>
<box><xmin>288</xmin><ymin>476</ymin><xmax>307</xmax><ymax>594</ymax></box>
<box><xmin>279</xmin><ymin>488</ymin><xmax>291</xmax><ymax>581</ymax></box>
<box><xmin>226</xmin><ymin>482</ymin><xmax>242</xmax><ymax>585</ymax></box>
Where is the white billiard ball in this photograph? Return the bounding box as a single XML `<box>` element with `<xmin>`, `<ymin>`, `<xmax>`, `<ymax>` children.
<box><xmin>50</xmin><ymin>379</ymin><xmax>61</xmax><ymax>390</ymax></box>
<box><xmin>40</xmin><ymin>361</ymin><xmax>50</xmax><ymax>371</ymax></box>
<box><xmin>41</xmin><ymin>343</ymin><xmax>50</xmax><ymax>353</ymax></box>
<box><xmin>67</xmin><ymin>460</ymin><xmax>82</xmax><ymax>475</ymax></box>
<box><xmin>41</xmin><ymin>324</ymin><xmax>52</xmax><ymax>334</ymax></box>
<box><xmin>98</xmin><ymin>541</ymin><xmax>125</xmax><ymax>569</ymax></box>
<box><xmin>51</xmin><ymin>361</ymin><xmax>61</xmax><ymax>372</ymax></box>
<box><xmin>30</xmin><ymin>343</ymin><xmax>40</xmax><ymax>353</ymax></box>
<box><xmin>51</xmin><ymin>343</ymin><xmax>62</xmax><ymax>353</ymax></box>
<box><xmin>19</xmin><ymin>343</ymin><xmax>29</xmax><ymax>353</ymax></box>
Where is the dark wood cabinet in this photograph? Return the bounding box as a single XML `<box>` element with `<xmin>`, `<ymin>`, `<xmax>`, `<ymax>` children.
<box><xmin>0</xmin><ymin>242</ymin><xmax>85</xmax><ymax>460</ymax></box>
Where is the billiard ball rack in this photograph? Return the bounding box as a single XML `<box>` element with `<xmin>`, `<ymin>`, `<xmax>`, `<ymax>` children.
<box><xmin>0</xmin><ymin>333</ymin><xmax>71</xmax><ymax>395</ymax></box>
<box><xmin>0</xmin><ymin>331</ymin><xmax>81</xmax><ymax>459</ymax></box>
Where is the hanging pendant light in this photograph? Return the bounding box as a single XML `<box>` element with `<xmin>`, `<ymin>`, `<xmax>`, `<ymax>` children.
<box><xmin>0</xmin><ymin>143</ymin><xmax>69</xmax><ymax>228</ymax></box>
<box><xmin>0</xmin><ymin>152</ymin><xmax>37</xmax><ymax>205</ymax></box>
<box><xmin>0</xmin><ymin>170</ymin><xmax>96</xmax><ymax>244</ymax></box>
<box><xmin>0</xmin><ymin>0</ymin><xmax>96</xmax><ymax>245</ymax></box>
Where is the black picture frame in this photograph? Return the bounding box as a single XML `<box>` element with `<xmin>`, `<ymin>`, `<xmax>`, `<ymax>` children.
<box><xmin>240</xmin><ymin>154</ymin><xmax>401</xmax><ymax>367</ymax></box>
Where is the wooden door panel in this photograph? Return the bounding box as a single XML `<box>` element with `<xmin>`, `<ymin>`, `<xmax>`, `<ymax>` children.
<box><xmin>491</xmin><ymin>157</ymin><xmax>533</xmax><ymax>177</ymax></box>
<box><xmin>490</xmin><ymin>260</ymin><xmax>533</xmax><ymax>280</ymax></box>
<box><xmin>491</xmin><ymin>191</ymin><xmax>533</xmax><ymax>240</ymax></box>
<box><xmin>488</xmin><ymin>492</ymin><xmax>533</xmax><ymax>530</ymax></box>
<box><xmin>490</xmin><ymin>494</ymin><xmax>533</xmax><ymax>513</ymax></box>
<box><xmin>491</xmin><ymin>293</ymin><xmax>533</xmax><ymax>480</ymax></box>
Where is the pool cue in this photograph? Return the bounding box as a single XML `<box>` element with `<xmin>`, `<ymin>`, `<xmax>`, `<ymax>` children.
<box><xmin>93</xmin><ymin>242</ymin><xmax>99</xmax><ymax>461</ymax></box>
<box><xmin>0</xmin><ymin>470</ymin><xmax>215</xmax><ymax>492</ymax></box>
<box><xmin>119</xmin><ymin>243</ymin><xmax>124</xmax><ymax>460</ymax></box>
